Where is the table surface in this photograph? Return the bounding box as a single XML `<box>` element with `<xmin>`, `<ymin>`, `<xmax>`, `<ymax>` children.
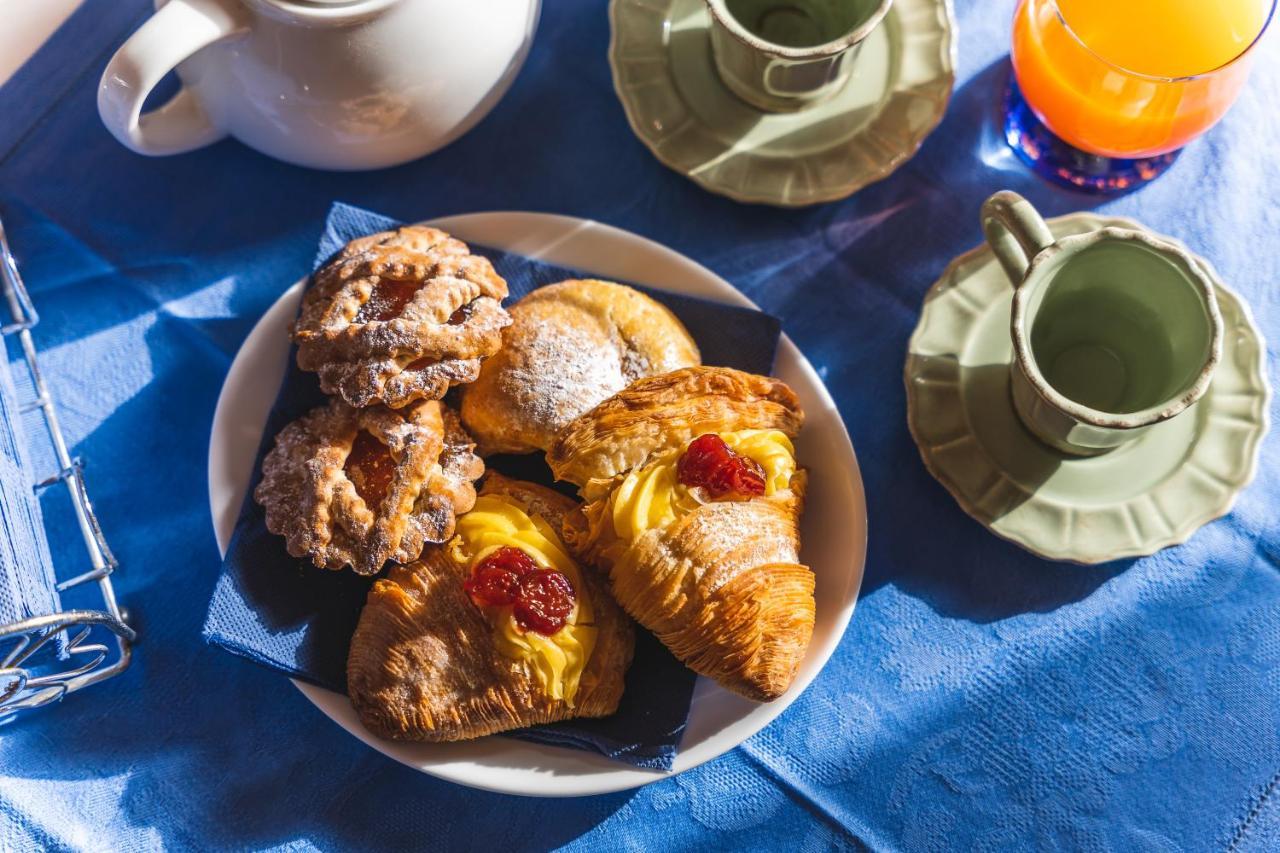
<box><xmin>1</xmin><ymin>2</ymin><xmax>1279</xmax><ymax>851</ymax></box>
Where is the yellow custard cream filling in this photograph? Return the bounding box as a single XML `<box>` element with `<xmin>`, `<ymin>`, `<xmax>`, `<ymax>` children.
<box><xmin>610</xmin><ymin>430</ymin><xmax>796</xmax><ymax>543</ymax></box>
<box><xmin>451</xmin><ymin>494</ymin><xmax>596</xmax><ymax>706</ymax></box>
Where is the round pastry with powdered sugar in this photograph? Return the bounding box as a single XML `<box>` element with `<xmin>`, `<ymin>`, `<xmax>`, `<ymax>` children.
<box><xmin>293</xmin><ymin>226</ymin><xmax>511</xmax><ymax>409</ymax></box>
<box><xmin>459</xmin><ymin>279</ymin><xmax>701</xmax><ymax>456</ymax></box>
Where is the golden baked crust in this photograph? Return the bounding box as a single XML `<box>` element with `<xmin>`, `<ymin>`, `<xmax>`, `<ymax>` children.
<box><xmin>553</xmin><ymin>366</ymin><xmax>813</xmax><ymax>702</ymax></box>
<box><xmin>568</xmin><ymin>471</ymin><xmax>811</xmax><ymax>702</ymax></box>
<box><xmin>547</xmin><ymin>366</ymin><xmax>803</xmax><ymax>492</ymax></box>
<box><xmin>402</xmin><ymin>405</ymin><xmax>486</xmax><ymax>561</ymax></box>
<box><xmin>293</xmin><ymin>226</ymin><xmax>511</xmax><ymax>409</ymax></box>
<box><xmin>347</xmin><ymin>474</ymin><xmax>634</xmax><ymax>742</ymax></box>
<box><xmin>460</xmin><ymin>279</ymin><xmax>700</xmax><ymax>455</ymax></box>
<box><xmin>254</xmin><ymin>397</ymin><xmax>482</xmax><ymax>575</ymax></box>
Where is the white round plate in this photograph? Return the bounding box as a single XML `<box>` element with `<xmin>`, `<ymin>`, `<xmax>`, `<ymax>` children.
<box><xmin>208</xmin><ymin>212</ymin><xmax>867</xmax><ymax>797</ymax></box>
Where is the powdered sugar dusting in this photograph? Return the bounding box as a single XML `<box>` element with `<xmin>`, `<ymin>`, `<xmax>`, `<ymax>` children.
<box><xmin>498</xmin><ymin>317</ymin><xmax>628</xmax><ymax>440</ymax></box>
<box><xmin>686</xmin><ymin>500</ymin><xmax>800</xmax><ymax>596</ymax></box>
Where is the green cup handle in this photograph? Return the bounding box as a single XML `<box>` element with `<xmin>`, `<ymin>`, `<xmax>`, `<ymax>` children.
<box><xmin>981</xmin><ymin>191</ymin><xmax>1057</xmax><ymax>285</ymax></box>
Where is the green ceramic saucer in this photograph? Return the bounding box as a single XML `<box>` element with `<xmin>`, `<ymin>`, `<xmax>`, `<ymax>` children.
<box><xmin>608</xmin><ymin>0</ymin><xmax>956</xmax><ymax>206</ymax></box>
<box><xmin>905</xmin><ymin>213</ymin><xmax>1270</xmax><ymax>564</ymax></box>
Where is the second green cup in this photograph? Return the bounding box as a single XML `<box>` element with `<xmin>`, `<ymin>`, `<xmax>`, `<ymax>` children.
<box><xmin>980</xmin><ymin>191</ymin><xmax>1223</xmax><ymax>457</ymax></box>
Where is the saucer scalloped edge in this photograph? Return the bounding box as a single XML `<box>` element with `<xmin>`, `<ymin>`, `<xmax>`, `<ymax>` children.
<box><xmin>905</xmin><ymin>212</ymin><xmax>1271</xmax><ymax>565</ymax></box>
<box><xmin>608</xmin><ymin>0</ymin><xmax>956</xmax><ymax>206</ymax></box>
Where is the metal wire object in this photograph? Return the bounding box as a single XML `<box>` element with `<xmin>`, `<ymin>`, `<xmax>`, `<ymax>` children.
<box><xmin>0</xmin><ymin>214</ymin><xmax>134</xmax><ymax>724</ymax></box>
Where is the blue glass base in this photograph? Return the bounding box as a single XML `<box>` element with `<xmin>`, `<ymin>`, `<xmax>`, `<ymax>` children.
<box><xmin>1002</xmin><ymin>79</ymin><xmax>1180</xmax><ymax>193</ymax></box>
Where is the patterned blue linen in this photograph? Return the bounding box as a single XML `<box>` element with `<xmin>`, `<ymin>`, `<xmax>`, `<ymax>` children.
<box><xmin>0</xmin><ymin>0</ymin><xmax>1278</xmax><ymax>850</ymax></box>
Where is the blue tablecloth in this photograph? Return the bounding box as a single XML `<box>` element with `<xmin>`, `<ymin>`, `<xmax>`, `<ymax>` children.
<box><xmin>1</xmin><ymin>1</ymin><xmax>1278</xmax><ymax>850</ymax></box>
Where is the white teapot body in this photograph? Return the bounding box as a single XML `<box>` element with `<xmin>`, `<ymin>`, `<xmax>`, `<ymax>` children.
<box><xmin>99</xmin><ymin>0</ymin><xmax>540</xmax><ymax>170</ymax></box>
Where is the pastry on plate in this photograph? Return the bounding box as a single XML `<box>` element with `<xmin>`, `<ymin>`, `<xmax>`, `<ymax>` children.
<box><xmin>254</xmin><ymin>397</ymin><xmax>483</xmax><ymax>575</ymax></box>
<box><xmin>548</xmin><ymin>366</ymin><xmax>812</xmax><ymax>702</ymax></box>
<box><xmin>347</xmin><ymin>473</ymin><xmax>634</xmax><ymax>742</ymax></box>
<box><xmin>460</xmin><ymin>279</ymin><xmax>700</xmax><ymax>455</ymax></box>
<box><xmin>293</xmin><ymin>226</ymin><xmax>511</xmax><ymax>409</ymax></box>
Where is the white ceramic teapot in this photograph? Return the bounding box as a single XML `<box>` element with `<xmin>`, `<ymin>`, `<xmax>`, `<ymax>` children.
<box><xmin>98</xmin><ymin>0</ymin><xmax>540</xmax><ymax>170</ymax></box>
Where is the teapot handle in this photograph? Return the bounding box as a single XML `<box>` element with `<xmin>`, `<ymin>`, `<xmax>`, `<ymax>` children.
<box><xmin>97</xmin><ymin>0</ymin><xmax>249</xmax><ymax>156</ymax></box>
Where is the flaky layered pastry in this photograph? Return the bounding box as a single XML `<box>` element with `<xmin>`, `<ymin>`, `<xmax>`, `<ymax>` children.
<box><xmin>254</xmin><ymin>397</ymin><xmax>482</xmax><ymax>575</ymax></box>
<box><xmin>347</xmin><ymin>474</ymin><xmax>634</xmax><ymax>742</ymax></box>
<box><xmin>547</xmin><ymin>366</ymin><xmax>804</xmax><ymax>496</ymax></box>
<box><xmin>460</xmin><ymin>279</ymin><xmax>700</xmax><ymax>455</ymax></box>
<box><xmin>550</xmin><ymin>366</ymin><xmax>813</xmax><ymax>702</ymax></box>
<box><xmin>293</xmin><ymin>226</ymin><xmax>511</xmax><ymax>409</ymax></box>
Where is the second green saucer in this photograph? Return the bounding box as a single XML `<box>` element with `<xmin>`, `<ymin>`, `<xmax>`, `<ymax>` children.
<box><xmin>608</xmin><ymin>0</ymin><xmax>956</xmax><ymax>206</ymax></box>
<box><xmin>905</xmin><ymin>213</ymin><xmax>1270</xmax><ymax>564</ymax></box>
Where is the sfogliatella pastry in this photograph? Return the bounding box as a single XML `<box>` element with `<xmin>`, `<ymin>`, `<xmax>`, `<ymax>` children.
<box><xmin>549</xmin><ymin>366</ymin><xmax>812</xmax><ymax>702</ymax></box>
<box><xmin>347</xmin><ymin>473</ymin><xmax>634</xmax><ymax>742</ymax></box>
<box><xmin>293</xmin><ymin>226</ymin><xmax>511</xmax><ymax>409</ymax></box>
<box><xmin>255</xmin><ymin>397</ymin><xmax>483</xmax><ymax>575</ymax></box>
<box><xmin>460</xmin><ymin>279</ymin><xmax>700</xmax><ymax>455</ymax></box>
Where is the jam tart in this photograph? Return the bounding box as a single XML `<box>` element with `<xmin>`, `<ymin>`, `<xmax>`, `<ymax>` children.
<box><xmin>254</xmin><ymin>396</ymin><xmax>484</xmax><ymax>575</ymax></box>
<box><xmin>293</xmin><ymin>226</ymin><xmax>511</xmax><ymax>409</ymax></box>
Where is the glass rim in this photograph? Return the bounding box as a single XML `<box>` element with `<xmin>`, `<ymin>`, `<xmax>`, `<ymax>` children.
<box><xmin>1046</xmin><ymin>0</ymin><xmax>1278</xmax><ymax>83</ymax></box>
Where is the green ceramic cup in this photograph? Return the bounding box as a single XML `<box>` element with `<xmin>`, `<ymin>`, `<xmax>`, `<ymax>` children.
<box><xmin>706</xmin><ymin>0</ymin><xmax>893</xmax><ymax>113</ymax></box>
<box><xmin>981</xmin><ymin>191</ymin><xmax>1223</xmax><ymax>457</ymax></box>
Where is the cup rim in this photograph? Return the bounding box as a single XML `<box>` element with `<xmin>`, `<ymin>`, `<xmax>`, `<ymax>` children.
<box><xmin>705</xmin><ymin>0</ymin><xmax>895</xmax><ymax>59</ymax></box>
<box><xmin>1042</xmin><ymin>0</ymin><xmax>1277</xmax><ymax>83</ymax></box>
<box><xmin>1010</xmin><ymin>227</ymin><xmax>1224</xmax><ymax>431</ymax></box>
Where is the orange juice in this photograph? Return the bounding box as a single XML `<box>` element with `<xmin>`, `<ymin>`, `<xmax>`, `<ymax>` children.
<box><xmin>1011</xmin><ymin>0</ymin><xmax>1271</xmax><ymax>157</ymax></box>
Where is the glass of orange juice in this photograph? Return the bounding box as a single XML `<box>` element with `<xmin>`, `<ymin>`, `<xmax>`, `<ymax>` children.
<box><xmin>1005</xmin><ymin>0</ymin><xmax>1276</xmax><ymax>191</ymax></box>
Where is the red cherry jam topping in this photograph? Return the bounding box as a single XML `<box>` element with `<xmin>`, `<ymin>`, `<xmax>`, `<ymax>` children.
<box><xmin>463</xmin><ymin>565</ymin><xmax>523</xmax><ymax>607</ymax></box>
<box><xmin>677</xmin><ymin>434</ymin><xmax>766</xmax><ymax>499</ymax></box>
<box><xmin>345</xmin><ymin>430</ymin><xmax>396</xmax><ymax>508</ymax></box>
<box><xmin>355</xmin><ymin>278</ymin><xmax>420</xmax><ymax>322</ymax></box>
<box><xmin>513</xmin><ymin>570</ymin><xmax>575</xmax><ymax>635</ymax></box>
<box><xmin>474</xmin><ymin>545</ymin><xmax>538</xmax><ymax>582</ymax></box>
<box><xmin>463</xmin><ymin>545</ymin><xmax>576</xmax><ymax>635</ymax></box>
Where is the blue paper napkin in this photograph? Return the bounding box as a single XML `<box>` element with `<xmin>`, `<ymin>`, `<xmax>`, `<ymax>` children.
<box><xmin>202</xmin><ymin>202</ymin><xmax>782</xmax><ymax>770</ymax></box>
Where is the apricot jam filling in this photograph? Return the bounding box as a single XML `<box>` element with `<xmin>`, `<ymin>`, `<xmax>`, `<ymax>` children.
<box><xmin>447</xmin><ymin>300</ymin><xmax>476</xmax><ymax>325</ymax></box>
<box><xmin>345</xmin><ymin>430</ymin><xmax>396</xmax><ymax>508</ymax></box>
<box><xmin>355</xmin><ymin>278</ymin><xmax>421</xmax><ymax>322</ymax></box>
